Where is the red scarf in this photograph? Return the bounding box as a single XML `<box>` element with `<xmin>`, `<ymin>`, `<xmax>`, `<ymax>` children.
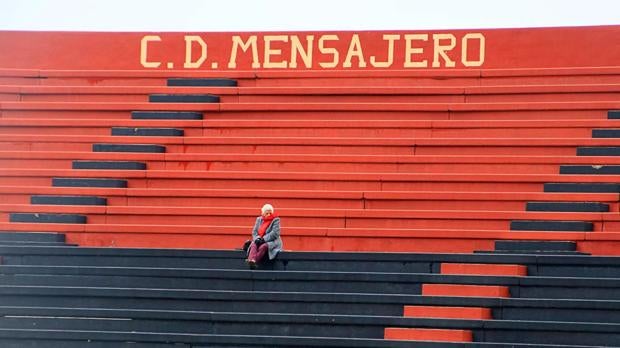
<box><xmin>258</xmin><ymin>214</ymin><xmax>277</xmax><ymax>237</ymax></box>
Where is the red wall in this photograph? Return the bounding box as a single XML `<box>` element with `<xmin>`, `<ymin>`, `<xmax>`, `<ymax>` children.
<box><xmin>0</xmin><ymin>25</ymin><xmax>619</xmax><ymax>71</ymax></box>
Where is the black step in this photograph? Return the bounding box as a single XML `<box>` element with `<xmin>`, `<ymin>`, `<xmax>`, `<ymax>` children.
<box><xmin>544</xmin><ymin>182</ymin><xmax>620</xmax><ymax>193</ymax></box>
<box><xmin>149</xmin><ymin>94</ymin><xmax>220</xmax><ymax>103</ymax></box>
<box><xmin>111</xmin><ymin>127</ymin><xmax>184</xmax><ymax>136</ymax></box>
<box><xmin>526</xmin><ymin>202</ymin><xmax>609</xmax><ymax>212</ymax></box>
<box><xmin>72</xmin><ymin>161</ymin><xmax>146</xmax><ymax>170</ymax></box>
<box><xmin>560</xmin><ymin>165</ymin><xmax>620</xmax><ymax>174</ymax></box>
<box><xmin>167</xmin><ymin>78</ymin><xmax>237</xmax><ymax>87</ymax></box>
<box><xmin>475</xmin><ymin>250</ymin><xmax>589</xmax><ymax>256</ymax></box>
<box><xmin>592</xmin><ymin>129</ymin><xmax>620</xmax><ymax>138</ymax></box>
<box><xmin>495</xmin><ymin>240</ymin><xmax>578</xmax><ymax>252</ymax></box>
<box><xmin>93</xmin><ymin>143</ymin><xmax>165</xmax><ymax>153</ymax></box>
<box><xmin>577</xmin><ymin>147</ymin><xmax>620</xmax><ymax>156</ymax></box>
<box><xmin>52</xmin><ymin>178</ymin><xmax>127</xmax><ymax>188</ymax></box>
<box><xmin>510</xmin><ymin>220</ymin><xmax>593</xmax><ymax>231</ymax></box>
<box><xmin>31</xmin><ymin>195</ymin><xmax>107</xmax><ymax>206</ymax></box>
<box><xmin>0</xmin><ymin>232</ymin><xmax>65</xmax><ymax>243</ymax></box>
<box><xmin>608</xmin><ymin>110</ymin><xmax>620</xmax><ymax>119</ymax></box>
<box><xmin>9</xmin><ymin>213</ymin><xmax>86</xmax><ymax>224</ymax></box>
<box><xmin>131</xmin><ymin>111</ymin><xmax>203</xmax><ymax>120</ymax></box>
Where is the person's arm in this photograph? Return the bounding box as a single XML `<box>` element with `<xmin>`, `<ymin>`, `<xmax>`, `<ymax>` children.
<box><xmin>252</xmin><ymin>217</ymin><xmax>261</xmax><ymax>240</ymax></box>
<box><xmin>262</xmin><ymin>218</ymin><xmax>280</xmax><ymax>242</ymax></box>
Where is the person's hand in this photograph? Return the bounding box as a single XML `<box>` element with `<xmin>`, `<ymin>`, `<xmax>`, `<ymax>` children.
<box><xmin>255</xmin><ymin>237</ymin><xmax>265</xmax><ymax>245</ymax></box>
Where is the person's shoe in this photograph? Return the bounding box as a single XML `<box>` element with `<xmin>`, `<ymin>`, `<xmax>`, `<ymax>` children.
<box><xmin>247</xmin><ymin>259</ymin><xmax>257</xmax><ymax>269</ymax></box>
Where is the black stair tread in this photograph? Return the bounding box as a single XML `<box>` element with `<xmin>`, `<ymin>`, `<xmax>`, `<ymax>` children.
<box><xmin>608</xmin><ymin>110</ymin><xmax>620</xmax><ymax>119</ymax></box>
<box><xmin>73</xmin><ymin>161</ymin><xmax>147</xmax><ymax>170</ymax></box>
<box><xmin>0</xmin><ymin>242</ymin><xmax>71</xmax><ymax>246</ymax></box>
<box><xmin>0</xmin><ymin>328</ymin><xmax>601</xmax><ymax>348</ymax></box>
<box><xmin>510</xmin><ymin>220</ymin><xmax>593</xmax><ymax>232</ymax></box>
<box><xmin>0</xmin><ymin>309</ymin><xmax>618</xmax><ymax>334</ymax></box>
<box><xmin>2</xmin><ymin>246</ymin><xmax>620</xmax><ymax>266</ymax></box>
<box><xmin>544</xmin><ymin>183</ymin><xmax>620</xmax><ymax>193</ymax></box>
<box><xmin>111</xmin><ymin>127</ymin><xmax>184</xmax><ymax>136</ymax></box>
<box><xmin>131</xmin><ymin>111</ymin><xmax>203</xmax><ymax>120</ymax></box>
<box><xmin>560</xmin><ymin>165</ymin><xmax>620</xmax><ymax>174</ymax></box>
<box><xmin>495</xmin><ymin>240</ymin><xmax>577</xmax><ymax>251</ymax></box>
<box><xmin>4</xmin><ymin>265</ymin><xmax>620</xmax><ymax>289</ymax></box>
<box><xmin>52</xmin><ymin>178</ymin><xmax>127</xmax><ymax>188</ymax></box>
<box><xmin>0</xmin><ymin>232</ymin><xmax>65</xmax><ymax>242</ymax></box>
<box><xmin>149</xmin><ymin>94</ymin><xmax>220</xmax><ymax>103</ymax></box>
<box><xmin>577</xmin><ymin>147</ymin><xmax>620</xmax><ymax>156</ymax></box>
<box><xmin>4</xmin><ymin>286</ymin><xmax>620</xmax><ymax>311</ymax></box>
<box><xmin>31</xmin><ymin>195</ymin><xmax>107</xmax><ymax>206</ymax></box>
<box><xmin>592</xmin><ymin>129</ymin><xmax>620</xmax><ymax>138</ymax></box>
<box><xmin>9</xmin><ymin>213</ymin><xmax>86</xmax><ymax>224</ymax></box>
<box><xmin>475</xmin><ymin>250</ymin><xmax>590</xmax><ymax>256</ymax></box>
<box><xmin>167</xmin><ymin>78</ymin><xmax>237</xmax><ymax>87</ymax></box>
<box><xmin>525</xmin><ymin>202</ymin><xmax>609</xmax><ymax>212</ymax></box>
<box><xmin>92</xmin><ymin>143</ymin><xmax>166</xmax><ymax>153</ymax></box>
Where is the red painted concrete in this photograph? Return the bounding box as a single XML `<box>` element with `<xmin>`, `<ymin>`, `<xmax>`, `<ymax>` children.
<box><xmin>422</xmin><ymin>284</ymin><xmax>511</xmax><ymax>297</ymax></box>
<box><xmin>440</xmin><ymin>263</ymin><xmax>528</xmax><ymax>276</ymax></box>
<box><xmin>403</xmin><ymin>305</ymin><xmax>492</xmax><ymax>319</ymax></box>
<box><xmin>384</xmin><ymin>327</ymin><xmax>473</xmax><ymax>341</ymax></box>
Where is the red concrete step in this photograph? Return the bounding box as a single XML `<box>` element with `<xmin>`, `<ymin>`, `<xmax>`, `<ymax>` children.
<box><xmin>2</xmin><ymin>186</ymin><xmax>616</xmax><ymax>211</ymax></box>
<box><xmin>384</xmin><ymin>327</ymin><xmax>472</xmax><ymax>342</ymax></box>
<box><xmin>3</xmin><ymin>66</ymin><xmax>619</xmax><ymax>87</ymax></box>
<box><xmin>2</xmin><ymin>100</ymin><xmax>620</xmax><ymax>113</ymax></box>
<box><xmin>6</xmin><ymin>83</ymin><xmax>620</xmax><ymax>103</ymax></box>
<box><xmin>422</xmin><ymin>284</ymin><xmax>511</xmax><ymax>297</ymax></box>
<box><xmin>201</xmin><ymin>125</ymin><xmax>593</xmax><ymax>138</ymax></box>
<box><xmin>0</xmin><ymin>203</ymin><xmax>610</xmax><ymax>230</ymax></box>
<box><xmin>440</xmin><ymin>263</ymin><xmax>528</xmax><ymax>276</ymax></box>
<box><xmin>403</xmin><ymin>305</ymin><xmax>492</xmax><ymax>319</ymax></box>
<box><xmin>0</xmin><ymin>220</ymin><xmax>603</xmax><ymax>252</ymax></box>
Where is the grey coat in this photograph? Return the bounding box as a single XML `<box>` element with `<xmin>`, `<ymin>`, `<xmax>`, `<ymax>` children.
<box><xmin>251</xmin><ymin>216</ymin><xmax>283</xmax><ymax>260</ymax></box>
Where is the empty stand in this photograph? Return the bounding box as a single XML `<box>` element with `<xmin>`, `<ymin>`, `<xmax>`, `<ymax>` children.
<box><xmin>2</xmin><ymin>25</ymin><xmax>620</xmax><ymax>345</ymax></box>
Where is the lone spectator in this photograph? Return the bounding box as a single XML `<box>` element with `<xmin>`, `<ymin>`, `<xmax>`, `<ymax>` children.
<box><xmin>246</xmin><ymin>203</ymin><xmax>283</xmax><ymax>268</ymax></box>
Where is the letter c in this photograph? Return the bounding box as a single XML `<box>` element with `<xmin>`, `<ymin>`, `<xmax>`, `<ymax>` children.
<box><xmin>140</xmin><ymin>35</ymin><xmax>162</xmax><ymax>68</ymax></box>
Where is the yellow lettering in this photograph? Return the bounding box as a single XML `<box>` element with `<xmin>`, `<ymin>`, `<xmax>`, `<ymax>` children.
<box><xmin>432</xmin><ymin>33</ymin><xmax>456</xmax><ymax>68</ymax></box>
<box><xmin>140</xmin><ymin>35</ymin><xmax>161</xmax><ymax>68</ymax></box>
<box><xmin>370</xmin><ymin>34</ymin><xmax>399</xmax><ymax>68</ymax></box>
<box><xmin>461</xmin><ymin>33</ymin><xmax>485</xmax><ymax>67</ymax></box>
<box><xmin>228</xmin><ymin>35</ymin><xmax>260</xmax><ymax>69</ymax></box>
<box><xmin>183</xmin><ymin>36</ymin><xmax>207</xmax><ymax>69</ymax></box>
<box><xmin>343</xmin><ymin>34</ymin><xmax>367</xmax><ymax>68</ymax></box>
<box><xmin>318</xmin><ymin>35</ymin><xmax>339</xmax><ymax>68</ymax></box>
<box><xmin>263</xmin><ymin>35</ymin><xmax>288</xmax><ymax>69</ymax></box>
<box><xmin>290</xmin><ymin>35</ymin><xmax>314</xmax><ymax>69</ymax></box>
<box><xmin>404</xmin><ymin>34</ymin><xmax>428</xmax><ymax>68</ymax></box>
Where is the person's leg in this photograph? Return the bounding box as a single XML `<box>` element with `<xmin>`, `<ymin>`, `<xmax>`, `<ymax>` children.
<box><xmin>254</xmin><ymin>243</ymin><xmax>269</xmax><ymax>263</ymax></box>
<box><xmin>247</xmin><ymin>242</ymin><xmax>259</xmax><ymax>262</ymax></box>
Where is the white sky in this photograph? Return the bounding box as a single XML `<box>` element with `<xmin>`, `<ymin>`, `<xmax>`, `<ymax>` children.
<box><xmin>0</xmin><ymin>0</ymin><xmax>619</xmax><ymax>32</ymax></box>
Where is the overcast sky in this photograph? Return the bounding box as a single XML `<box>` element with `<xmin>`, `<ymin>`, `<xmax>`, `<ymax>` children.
<box><xmin>1</xmin><ymin>0</ymin><xmax>619</xmax><ymax>32</ymax></box>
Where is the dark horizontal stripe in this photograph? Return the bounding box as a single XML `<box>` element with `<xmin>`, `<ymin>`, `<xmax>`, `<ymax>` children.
<box><xmin>111</xmin><ymin>127</ymin><xmax>184</xmax><ymax>136</ymax></box>
<box><xmin>149</xmin><ymin>94</ymin><xmax>220</xmax><ymax>103</ymax></box>
<box><xmin>511</xmin><ymin>220</ymin><xmax>593</xmax><ymax>232</ymax></box>
<box><xmin>92</xmin><ymin>143</ymin><xmax>166</xmax><ymax>153</ymax></box>
<box><xmin>72</xmin><ymin>161</ymin><xmax>147</xmax><ymax>170</ymax></box>
<box><xmin>131</xmin><ymin>111</ymin><xmax>203</xmax><ymax>120</ymax></box>
<box><xmin>52</xmin><ymin>178</ymin><xmax>127</xmax><ymax>188</ymax></box>
<box><xmin>31</xmin><ymin>195</ymin><xmax>107</xmax><ymax>206</ymax></box>
<box><xmin>9</xmin><ymin>213</ymin><xmax>86</xmax><ymax>224</ymax></box>
<box><xmin>525</xmin><ymin>202</ymin><xmax>609</xmax><ymax>212</ymax></box>
<box><xmin>167</xmin><ymin>78</ymin><xmax>237</xmax><ymax>87</ymax></box>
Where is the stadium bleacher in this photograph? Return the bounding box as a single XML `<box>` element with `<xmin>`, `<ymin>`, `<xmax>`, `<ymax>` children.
<box><xmin>1</xmin><ymin>26</ymin><xmax>620</xmax><ymax>346</ymax></box>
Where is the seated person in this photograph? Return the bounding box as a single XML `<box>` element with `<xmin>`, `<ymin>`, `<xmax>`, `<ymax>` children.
<box><xmin>246</xmin><ymin>203</ymin><xmax>283</xmax><ymax>268</ymax></box>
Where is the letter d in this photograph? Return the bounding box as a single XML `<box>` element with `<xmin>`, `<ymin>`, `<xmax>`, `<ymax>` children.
<box><xmin>184</xmin><ymin>36</ymin><xmax>207</xmax><ymax>69</ymax></box>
